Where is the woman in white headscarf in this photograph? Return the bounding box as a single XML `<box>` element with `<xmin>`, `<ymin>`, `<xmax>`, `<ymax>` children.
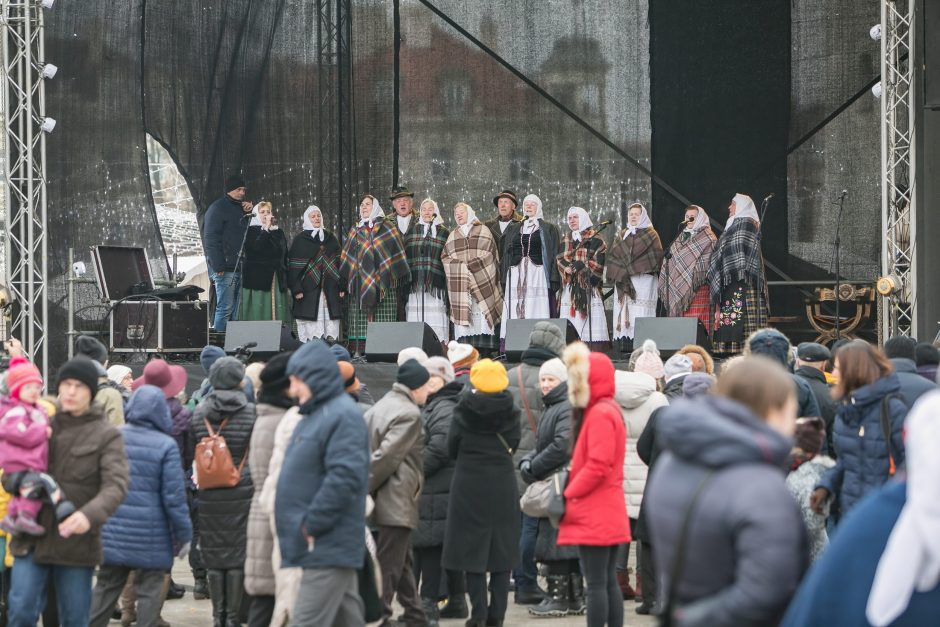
<box><xmin>657</xmin><ymin>204</ymin><xmax>717</xmax><ymax>328</ymax></box>
<box><xmin>404</xmin><ymin>199</ymin><xmax>450</xmax><ymax>343</ymax></box>
<box><xmin>605</xmin><ymin>202</ymin><xmax>663</xmax><ymax>352</ymax></box>
<box><xmin>556</xmin><ymin>206</ymin><xmax>609</xmax><ymax>345</ymax></box>
<box><xmin>498</xmin><ymin>194</ymin><xmax>561</xmax><ymax>341</ymax></box>
<box><xmin>237</xmin><ymin>201</ymin><xmax>292</xmax><ymax>322</ymax></box>
<box><xmin>287</xmin><ymin>205</ymin><xmax>343</xmax><ymax>341</ymax></box>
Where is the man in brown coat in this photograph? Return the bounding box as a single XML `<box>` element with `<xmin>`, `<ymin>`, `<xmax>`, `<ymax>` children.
<box><xmin>8</xmin><ymin>356</ymin><xmax>129</xmax><ymax>626</ymax></box>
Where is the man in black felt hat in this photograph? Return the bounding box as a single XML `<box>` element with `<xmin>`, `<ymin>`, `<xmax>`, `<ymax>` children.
<box><xmin>389</xmin><ymin>185</ymin><xmax>416</xmax><ymax>238</ymax></box>
<box><xmin>484</xmin><ymin>189</ymin><xmax>522</xmax><ymax>259</ymax></box>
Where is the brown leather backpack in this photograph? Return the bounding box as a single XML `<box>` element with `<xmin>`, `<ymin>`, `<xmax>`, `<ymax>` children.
<box><xmin>195</xmin><ymin>417</ymin><xmax>248</xmax><ymax>489</ymax></box>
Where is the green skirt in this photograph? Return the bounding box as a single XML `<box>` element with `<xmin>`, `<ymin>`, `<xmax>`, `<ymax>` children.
<box><xmin>237</xmin><ymin>287</ymin><xmax>293</xmax><ymax>324</ymax></box>
<box><xmin>345</xmin><ymin>291</ymin><xmax>398</xmax><ymax>340</ymax></box>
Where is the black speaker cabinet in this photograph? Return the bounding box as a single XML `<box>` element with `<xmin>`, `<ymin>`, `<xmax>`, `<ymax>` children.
<box><xmin>503</xmin><ymin>318</ymin><xmax>579</xmax><ymax>362</ymax></box>
<box><xmin>633</xmin><ymin>317</ymin><xmax>711</xmax><ymax>356</ymax></box>
<box><xmin>110</xmin><ymin>301</ymin><xmax>208</xmax><ymax>353</ymax></box>
<box><xmin>364</xmin><ymin>322</ymin><xmax>444</xmax><ymax>362</ymax></box>
<box><xmin>223</xmin><ymin>321</ymin><xmax>292</xmax><ymax>358</ymax></box>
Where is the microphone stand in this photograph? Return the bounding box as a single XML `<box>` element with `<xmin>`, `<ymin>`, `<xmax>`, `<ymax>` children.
<box><xmin>231</xmin><ymin>211</ymin><xmax>254</xmax><ymax>326</ymax></box>
<box><xmin>834</xmin><ymin>192</ymin><xmax>847</xmax><ymax>341</ymax></box>
<box><xmin>661</xmin><ymin>221</ymin><xmax>687</xmax><ymax>318</ymax></box>
<box><xmin>755</xmin><ymin>195</ymin><xmax>772</xmax><ymax>328</ymax></box>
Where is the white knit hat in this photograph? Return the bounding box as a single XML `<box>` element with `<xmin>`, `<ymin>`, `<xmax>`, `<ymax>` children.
<box><xmin>447</xmin><ymin>341</ymin><xmax>476</xmax><ymax>367</ymax></box>
<box><xmin>397</xmin><ymin>347</ymin><xmax>428</xmax><ymax>366</ymax></box>
<box><xmin>539</xmin><ymin>358</ymin><xmax>568</xmax><ymax>383</ymax></box>
<box><xmin>424</xmin><ymin>356</ymin><xmax>455</xmax><ymax>384</ymax></box>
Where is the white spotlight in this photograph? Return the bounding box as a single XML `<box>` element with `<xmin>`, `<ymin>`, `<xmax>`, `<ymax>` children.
<box><xmin>40</xmin><ymin>117</ymin><xmax>56</xmax><ymax>133</ymax></box>
<box><xmin>41</xmin><ymin>63</ymin><xmax>57</xmax><ymax>79</ymax></box>
<box><xmin>872</xmin><ymin>82</ymin><xmax>883</xmax><ymax>99</ymax></box>
<box><xmin>870</xmin><ymin>24</ymin><xmax>882</xmax><ymax>41</ymax></box>
<box><xmin>40</xmin><ymin>0</ymin><xmax>55</xmax><ymax>9</ymax></box>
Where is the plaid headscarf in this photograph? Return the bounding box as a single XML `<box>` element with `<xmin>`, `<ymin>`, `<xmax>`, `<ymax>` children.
<box><xmin>707</xmin><ymin>217</ymin><xmax>767</xmax><ymax>304</ymax></box>
<box><xmin>339</xmin><ymin>209</ymin><xmax>410</xmax><ymax>312</ymax></box>
<box><xmin>557</xmin><ymin>230</ymin><xmax>606</xmax><ymax>317</ymax></box>
<box><xmin>442</xmin><ymin>220</ymin><xmax>503</xmax><ymax>329</ymax></box>
<box><xmin>606</xmin><ymin>226</ymin><xmax>663</xmax><ymax>300</ymax></box>
<box><xmin>405</xmin><ymin>219</ymin><xmax>449</xmax><ymax>298</ymax></box>
<box><xmin>658</xmin><ymin>225</ymin><xmax>716</xmax><ymax>316</ymax></box>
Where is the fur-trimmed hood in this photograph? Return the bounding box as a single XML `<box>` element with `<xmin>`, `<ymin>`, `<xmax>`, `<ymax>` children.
<box><xmin>564</xmin><ymin>342</ymin><xmax>615</xmax><ymax>409</ymax></box>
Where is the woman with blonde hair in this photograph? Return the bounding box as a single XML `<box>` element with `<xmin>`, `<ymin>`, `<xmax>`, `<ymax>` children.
<box><xmin>238</xmin><ymin>201</ymin><xmax>292</xmax><ymax>322</ymax></box>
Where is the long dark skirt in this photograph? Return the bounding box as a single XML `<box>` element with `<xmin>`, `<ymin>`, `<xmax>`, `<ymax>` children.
<box><xmin>712</xmin><ymin>281</ymin><xmax>768</xmax><ymax>354</ymax></box>
<box><xmin>345</xmin><ymin>291</ymin><xmax>399</xmax><ymax>341</ymax></box>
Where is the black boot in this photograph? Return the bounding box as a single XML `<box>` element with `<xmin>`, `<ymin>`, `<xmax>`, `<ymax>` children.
<box><xmin>422</xmin><ymin>597</ymin><xmax>440</xmax><ymax>627</ymax></box>
<box><xmin>224</xmin><ymin>569</ymin><xmax>245</xmax><ymax>627</ymax></box>
<box><xmin>206</xmin><ymin>569</ymin><xmax>226</xmax><ymax>627</ymax></box>
<box><xmin>567</xmin><ymin>573</ymin><xmax>586</xmax><ymax>616</ymax></box>
<box><xmin>193</xmin><ymin>574</ymin><xmax>210</xmax><ymax>601</ymax></box>
<box><xmin>528</xmin><ymin>575</ymin><xmax>569</xmax><ymax>617</ymax></box>
<box><xmin>441</xmin><ymin>594</ymin><xmax>469</xmax><ymax>619</ymax></box>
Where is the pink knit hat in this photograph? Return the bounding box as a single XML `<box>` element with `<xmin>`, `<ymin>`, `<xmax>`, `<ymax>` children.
<box><xmin>6</xmin><ymin>357</ymin><xmax>43</xmax><ymax>400</ymax></box>
<box><xmin>633</xmin><ymin>341</ymin><xmax>665</xmax><ymax>380</ymax></box>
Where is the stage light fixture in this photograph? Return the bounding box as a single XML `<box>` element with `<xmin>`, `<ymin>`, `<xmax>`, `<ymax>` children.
<box><xmin>876</xmin><ymin>275</ymin><xmax>902</xmax><ymax>296</ymax></box>
<box><xmin>40</xmin><ymin>0</ymin><xmax>55</xmax><ymax>9</ymax></box>
<box><xmin>40</xmin><ymin>117</ymin><xmax>56</xmax><ymax>133</ymax></box>
<box><xmin>870</xmin><ymin>24</ymin><xmax>882</xmax><ymax>41</ymax></box>
<box><xmin>41</xmin><ymin>64</ymin><xmax>57</xmax><ymax>79</ymax></box>
<box><xmin>872</xmin><ymin>82</ymin><xmax>883</xmax><ymax>98</ymax></box>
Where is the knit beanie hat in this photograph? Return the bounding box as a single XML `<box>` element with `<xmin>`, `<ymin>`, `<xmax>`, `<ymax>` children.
<box><xmin>200</xmin><ymin>345</ymin><xmax>226</xmax><ymax>374</ymax></box>
<box><xmin>107</xmin><ymin>365</ymin><xmax>132</xmax><ymax>387</ymax></box>
<box><xmin>330</xmin><ymin>344</ymin><xmax>352</xmax><ymax>363</ymax></box>
<box><xmin>259</xmin><ymin>352</ymin><xmax>292</xmax><ymax>400</ymax></box>
<box><xmin>424</xmin><ymin>356</ymin><xmax>455</xmax><ymax>384</ymax></box>
<box><xmin>884</xmin><ymin>336</ymin><xmax>916</xmax><ymax>361</ymax></box>
<box><xmin>470</xmin><ymin>359</ymin><xmax>509</xmax><ymax>394</ymax></box>
<box><xmin>663</xmin><ymin>354</ymin><xmax>693</xmax><ymax>380</ymax></box>
<box><xmin>224</xmin><ymin>174</ymin><xmax>246</xmax><ymax>193</ymax></box>
<box><xmin>682</xmin><ymin>372</ymin><xmax>715</xmax><ymax>398</ymax></box>
<box><xmin>7</xmin><ymin>357</ymin><xmax>42</xmax><ymax>400</ymax></box>
<box><xmin>209</xmin><ymin>356</ymin><xmax>246</xmax><ymax>391</ymax></box>
<box><xmin>397</xmin><ymin>359</ymin><xmax>430</xmax><ymax>390</ymax></box>
<box><xmin>397</xmin><ymin>347</ymin><xmax>429</xmax><ymax>366</ymax></box>
<box><xmin>538</xmin><ymin>358</ymin><xmax>568</xmax><ymax>383</ymax></box>
<box><xmin>57</xmin><ymin>356</ymin><xmax>100</xmax><ymax>397</ymax></box>
<box><xmin>338</xmin><ymin>361</ymin><xmax>360</xmax><ymax>393</ymax></box>
<box><xmin>448</xmin><ymin>341</ymin><xmax>479</xmax><ymax>370</ymax></box>
<box><xmin>633</xmin><ymin>340</ymin><xmax>665</xmax><ymax>380</ymax></box>
<box><xmin>915</xmin><ymin>342</ymin><xmax>940</xmax><ymax>367</ymax></box>
<box><xmin>528</xmin><ymin>321</ymin><xmax>566</xmax><ymax>357</ymax></box>
<box><xmin>747</xmin><ymin>328</ymin><xmax>791</xmax><ymax>366</ymax></box>
<box><xmin>74</xmin><ymin>335</ymin><xmax>108</xmax><ymax>365</ymax></box>
<box><xmin>794</xmin><ymin>416</ymin><xmax>825</xmax><ymax>456</ymax></box>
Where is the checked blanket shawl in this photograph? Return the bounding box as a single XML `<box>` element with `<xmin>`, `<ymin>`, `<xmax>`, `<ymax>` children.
<box><xmin>441</xmin><ymin>221</ymin><xmax>503</xmax><ymax>329</ymax></box>
<box><xmin>607</xmin><ymin>227</ymin><xmax>663</xmax><ymax>302</ymax></box>
<box><xmin>404</xmin><ymin>225</ymin><xmax>450</xmax><ymax>300</ymax></box>
<box><xmin>707</xmin><ymin>218</ymin><xmax>768</xmax><ymax>305</ymax></box>
<box><xmin>556</xmin><ymin>230</ymin><xmax>606</xmax><ymax>318</ymax></box>
<box><xmin>658</xmin><ymin>226</ymin><xmax>716</xmax><ymax>316</ymax></box>
<box><xmin>339</xmin><ymin>221</ymin><xmax>410</xmax><ymax>312</ymax></box>
<box><xmin>288</xmin><ymin>232</ymin><xmax>342</xmax><ymax>288</ymax></box>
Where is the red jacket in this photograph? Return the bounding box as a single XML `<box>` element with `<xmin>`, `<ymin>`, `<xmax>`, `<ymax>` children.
<box><xmin>558</xmin><ymin>352</ymin><xmax>630</xmax><ymax>546</ymax></box>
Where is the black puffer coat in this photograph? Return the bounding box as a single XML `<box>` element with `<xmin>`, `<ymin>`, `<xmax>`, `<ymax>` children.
<box><xmin>442</xmin><ymin>388</ymin><xmax>521</xmax><ymax>573</ymax></box>
<box><xmin>521</xmin><ymin>383</ymin><xmax>579</xmax><ymax>562</ymax></box>
<box><xmin>241</xmin><ymin>226</ymin><xmax>289</xmax><ymax>292</ymax></box>
<box><xmin>412</xmin><ymin>380</ymin><xmax>462</xmax><ymax>548</ymax></box>
<box><xmin>287</xmin><ymin>229</ymin><xmax>343</xmax><ymax>321</ymax></box>
<box><xmin>191</xmin><ymin>389</ymin><xmax>256</xmax><ymax>569</ymax></box>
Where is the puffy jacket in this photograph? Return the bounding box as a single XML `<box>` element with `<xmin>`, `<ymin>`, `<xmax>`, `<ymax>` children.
<box><xmin>786</xmin><ymin>456</ymin><xmax>835</xmax><ymax>561</ymax></box>
<box><xmin>889</xmin><ymin>358</ymin><xmax>936</xmax><ymax>408</ymax></box>
<box><xmin>793</xmin><ymin>366</ymin><xmax>837</xmax><ymax>455</ymax></box>
<box><xmin>102</xmin><ymin>386</ymin><xmax>192</xmax><ymax>570</ymax></box>
<box><xmin>167</xmin><ymin>397</ymin><xmax>194</xmax><ymax>481</ymax></box>
<box><xmin>615</xmin><ymin>371</ymin><xmax>668</xmax><ymax>517</ymax></box>
<box><xmin>204</xmin><ymin>194</ymin><xmax>250</xmax><ymax>272</ymax></box>
<box><xmin>558</xmin><ymin>352</ymin><xmax>631</xmax><ymax>547</ymax></box>
<box><xmin>645</xmin><ymin>396</ymin><xmax>808</xmax><ymax>627</ymax></box>
<box><xmin>0</xmin><ymin>398</ymin><xmax>49</xmax><ymax>473</ymax></box>
<box><xmin>818</xmin><ymin>374</ymin><xmax>907</xmax><ymax>515</ymax></box>
<box><xmin>365</xmin><ymin>383</ymin><xmax>424</xmax><ymax>529</ymax></box>
<box><xmin>413</xmin><ymin>380</ymin><xmax>461</xmax><ymax>549</ymax></box>
<box><xmin>507</xmin><ymin>346</ymin><xmax>557</xmax><ymax>494</ymax></box>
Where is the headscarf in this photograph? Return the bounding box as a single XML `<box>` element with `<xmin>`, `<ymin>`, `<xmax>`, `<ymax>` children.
<box><xmin>456</xmin><ymin>203</ymin><xmax>478</xmax><ymax>237</ymax></box>
<box><xmin>567</xmin><ymin>206</ymin><xmax>594</xmax><ymax>242</ymax></box>
<box><xmin>521</xmin><ymin>194</ymin><xmax>544</xmax><ymax>233</ymax></box>
<box><xmin>684</xmin><ymin>205</ymin><xmax>710</xmax><ymax>233</ymax></box>
<box><xmin>625</xmin><ymin>203</ymin><xmax>652</xmax><ymax>237</ymax></box>
<box><xmin>418</xmin><ymin>198</ymin><xmax>445</xmax><ymax>238</ymax></box>
<box><xmin>866</xmin><ymin>391</ymin><xmax>940</xmax><ymax>626</ymax></box>
<box><xmin>357</xmin><ymin>195</ymin><xmax>385</xmax><ymax>228</ymax></box>
<box><xmin>249</xmin><ymin>203</ymin><xmax>272</xmax><ymax>231</ymax></box>
<box><xmin>302</xmin><ymin>205</ymin><xmax>325</xmax><ymax>241</ymax></box>
<box><xmin>725</xmin><ymin>193</ymin><xmax>760</xmax><ymax>229</ymax></box>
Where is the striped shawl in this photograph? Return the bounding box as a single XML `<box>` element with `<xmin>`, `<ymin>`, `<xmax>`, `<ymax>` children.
<box><xmin>339</xmin><ymin>221</ymin><xmax>410</xmax><ymax>312</ymax></box>
<box><xmin>658</xmin><ymin>227</ymin><xmax>716</xmax><ymax>316</ymax></box>
<box><xmin>404</xmin><ymin>225</ymin><xmax>450</xmax><ymax>299</ymax></box>
<box><xmin>556</xmin><ymin>231</ymin><xmax>606</xmax><ymax>317</ymax></box>
<box><xmin>707</xmin><ymin>218</ymin><xmax>768</xmax><ymax>304</ymax></box>
<box><xmin>606</xmin><ymin>227</ymin><xmax>663</xmax><ymax>301</ymax></box>
<box><xmin>441</xmin><ymin>222</ymin><xmax>503</xmax><ymax>329</ymax></box>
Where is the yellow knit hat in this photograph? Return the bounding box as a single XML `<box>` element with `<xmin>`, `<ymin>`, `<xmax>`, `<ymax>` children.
<box><xmin>469</xmin><ymin>359</ymin><xmax>508</xmax><ymax>394</ymax></box>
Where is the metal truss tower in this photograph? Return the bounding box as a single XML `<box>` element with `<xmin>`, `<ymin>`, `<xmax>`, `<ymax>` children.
<box><xmin>1</xmin><ymin>0</ymin><xmax>48</xmax><ymax>377</ymax></box>
<box><xmin>880</xmin><ymin>0</ymin><xmax>917</xmax><ymax>339</ymax></box>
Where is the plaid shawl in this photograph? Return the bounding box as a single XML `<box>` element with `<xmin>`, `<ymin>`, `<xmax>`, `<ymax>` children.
<box><xmin>288</xmin><ymin>231</ymin><xmax>342</xmax><ymax>288</ymax></box>
<box><xmin>658</xmin><ymin>227</ymin><xmax>716</xmax><ymax>316</ymax></box>
<box><xmin>339</xmin><ymin>221</ymin><xmax>410</xmax><ymax>312</ymax></box>
<box><xmin>707</xmin><ymin>218</ymin><xmax>768</xmax><ymax>304</ymax></box>
<box><xmin>606</xmin><ymin>227</ymin><xmax>663</xmax><ymax>300</ymax></box>
<box><xmin>404</xmin><ymin>225</ymin><xmax>449</xmax><ymax>299</ymax></box>
<box><xmin>441</xmin><ymin>221</ymin><xmax>503</xmax><ymax>328</ymax></box>
<box><xmin>556</xmin><ymin>230</ymin><xmax>606</xmax><ymax>317</ymax></box>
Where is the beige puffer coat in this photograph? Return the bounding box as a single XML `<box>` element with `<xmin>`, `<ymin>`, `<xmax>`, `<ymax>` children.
<box><xmin>614</xmin><ymin>371</ymin><xmax>668</xmax><ymax>518</ymax></box>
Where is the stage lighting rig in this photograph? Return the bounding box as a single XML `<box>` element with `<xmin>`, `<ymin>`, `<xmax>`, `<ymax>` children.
<box><xmin>39</xmin><ymin>0</ymin><xmax>55</xmax><ymax>9</ymax></box>
<box><xmin>40</xmin><ymin>63</ymin><xmax>57</xmax><ymax>79</ymax></box>
<box><xmin>872</xmin><ymin>82</ymin><xmax>883</xmax><ymax>98</ymax></box>
<box><xmin>40</xmin><ymin>117</ymin><xmax>56</xmax><ymax>133</ymax></box>
<box><xmin>870</xmin><ymin>24</ymin><xmax>882</xmax><ymax>41</ymax></box>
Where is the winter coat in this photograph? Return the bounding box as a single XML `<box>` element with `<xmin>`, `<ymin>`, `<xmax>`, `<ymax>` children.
<box><xmin>507</xmin><ymin>346</ymin><xmax>556</xmax><ymax>494</ymax></box>
<box><xmin>413</xmin><ymin>380</ymin><xmax>461</xmax><ymax>549</ymax></box>
<box><xmin>0</xmin><ymin>398</ymin><xmax>49</xmax><ymax>473</ymax></box>
<box><xmin>204</xmin><ymin>194</ymin><xmax>249</xmax><ymax>272</ymax></box>
<box><xmin>616</xmin><ymin>371</ymin><xmax>668</xmax><ymax>518</ymax></box>
<box><xmin>12</xmin><ymin>403</ymin><xmax>129</xmax><ymax>568</ymax></box>
<box><xmin>889</xmin><ymin>358</ymin><xmax>936</xmax><ymax>409</ymax></box>
<box><xmin>245</xmin><ymin>402</ymin><xmax>290</xmax><ymax>596</ymax></box>
<box><xmin>782</xmin><ymin>481</ymin><xmax>940</xmax><ymax>627</ymax></box>
<box><xmin>520</xmin><ymin>383</ymin><xmax>579</xmax><ymax>563</ymax></box>
<box><xmin>191</xmin><ymin>389</ymin><xmax>256</xmax><ymax>569</ymax></box>
<box><xmin>287</xmin><ymin>229</ymin><xmax>343</xmax><ymax>321</ymax></box>
<box><xmin>786</xmin><ymin>456</ymin><xmax>835</xmax><ymax>561</ymax></box>
<box><xmin>96</xmin><ymin>374</ymin><xmax>126</xmax><ymax>426</ymax></box>
<box><xmin>442</xmin><ymin>388</ymin><xmax>521</xmax><ymax>573</ymax></box>
<box><xmin>102</xmin><ymin>387</ymin><xmax>192</xmax><ymax>570</ymax></box>
<box><xmin>793</xmin><ymin>374</ymin><xmax>822</xmax><ymax>420</ymax></box>
<box><xmin>365</xmin><ymin>383</ymin><xmax>424</xmax><ymax>529</ymax></box>
<box><xmin>661</xmin><ymin>374</ymin><xmax>687</xmax><ymax>401</ymax></box>
<box><xmin>645</xmin><ymin>396</ymin><xmax>808</xmax><ymax>627</ymax></box>
<box><xmin>633</xmin><ymin>405</ymin><xmax>666</xmax><ymax>544</ymax></box>
<box><xmin>818</xmin><ymin>374</ymin><xmax>907</xmax><ymax>516</ymax></box>
<box><xmin>558</xmin><ymin>353</ymin><xmax>631</xmax><ymax>547</ymax></box>
<box><xmin>167</xmin><ymin>397</ymin><xmax>194</xmax><ymax>482</ymax></box>
<box><xmin>793</xmin><ymin>366</ymin><xmax>837</xmax><ymax>455</ymax></box>
<box><xmin>275</xmin><ymin>354</ymin><xmax>369</xmax><ymax>571</ymax></box>
<box><xmin>916</xmin><ymin>363</ymin><xmax>938</xmax><ymax>383</ymax></box>
<box><xmin>242</xmin><ymin>226</ymin><xmax>289</xmax><ymax>292</ymax></box>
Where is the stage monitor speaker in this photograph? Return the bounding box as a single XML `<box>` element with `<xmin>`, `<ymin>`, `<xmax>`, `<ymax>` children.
<box><xmin>365</xmin><ymin>322</ymin><xmax>444</xmax><ymax>362</ymax></box>
<box><xmin>927</xmin><ymin>0</ymin><xmax>940</xmax><ymax>109</ymax></box>
<box><xmin>224</xmin><ymin>321</ymin><xmax>286</xmax><ymax>357</ymax></box>
<box><xmin>504</xmin><ymin>319</ymin><xmax>579</xmax><ymax>362</ymax></box>
<box><xmin>634</xmin><ymin>317</ymin><xmax>711</xmax><ymax>357</ymax></box>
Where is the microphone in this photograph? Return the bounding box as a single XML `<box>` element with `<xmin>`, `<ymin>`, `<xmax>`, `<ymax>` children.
<box><xmin>763</xmin><ymin>192</ymin><xmax>775</xmax><ymax>204</ymax></box>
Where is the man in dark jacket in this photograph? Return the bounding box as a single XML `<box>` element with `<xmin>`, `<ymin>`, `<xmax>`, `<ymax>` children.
<box><xmin>277</xmin><ymin>340</ymin><xmax>370</xmax><ymax>626</ymax></box>
<box><xmin>89</xmin><ymin>385</ymin><xmax>192</xmax><ymax>627</ymax></box>
<box><xmin>365</xmin><ymin>359</ymin><xmax>431</xmax><ymax>627</ymax></box>
<box><xmin>794</xmin><ymin>342</ymin><xmax>837</xmax><ymax>455</ymax></box>
<box><xmin>203</xmin><ymin>174</ymin><xmax>252</xmax><ymax>332</ymax></box>
<box><xmin>484</xmin><ymin>189</ymin><xmax>523</xmax><ymax>258</ymax></box>
<box><xmin>8</xmin><ymin>357</ymin><xmax>130</xmax><ymax>626</ymax></box>
<box><xmin>506</xmin><ymin>321</ymin><xmax>566</xmax><ymax>605</ymax></box>
<box><xmin>746</xmin><ymin>329</ymin><xmax>821</xmax><ymax>419</ymax></box>
<box><xmin>883</xmin><ymin>336</ymin><xmax>936</xmax><ymax>408</ymax></box>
